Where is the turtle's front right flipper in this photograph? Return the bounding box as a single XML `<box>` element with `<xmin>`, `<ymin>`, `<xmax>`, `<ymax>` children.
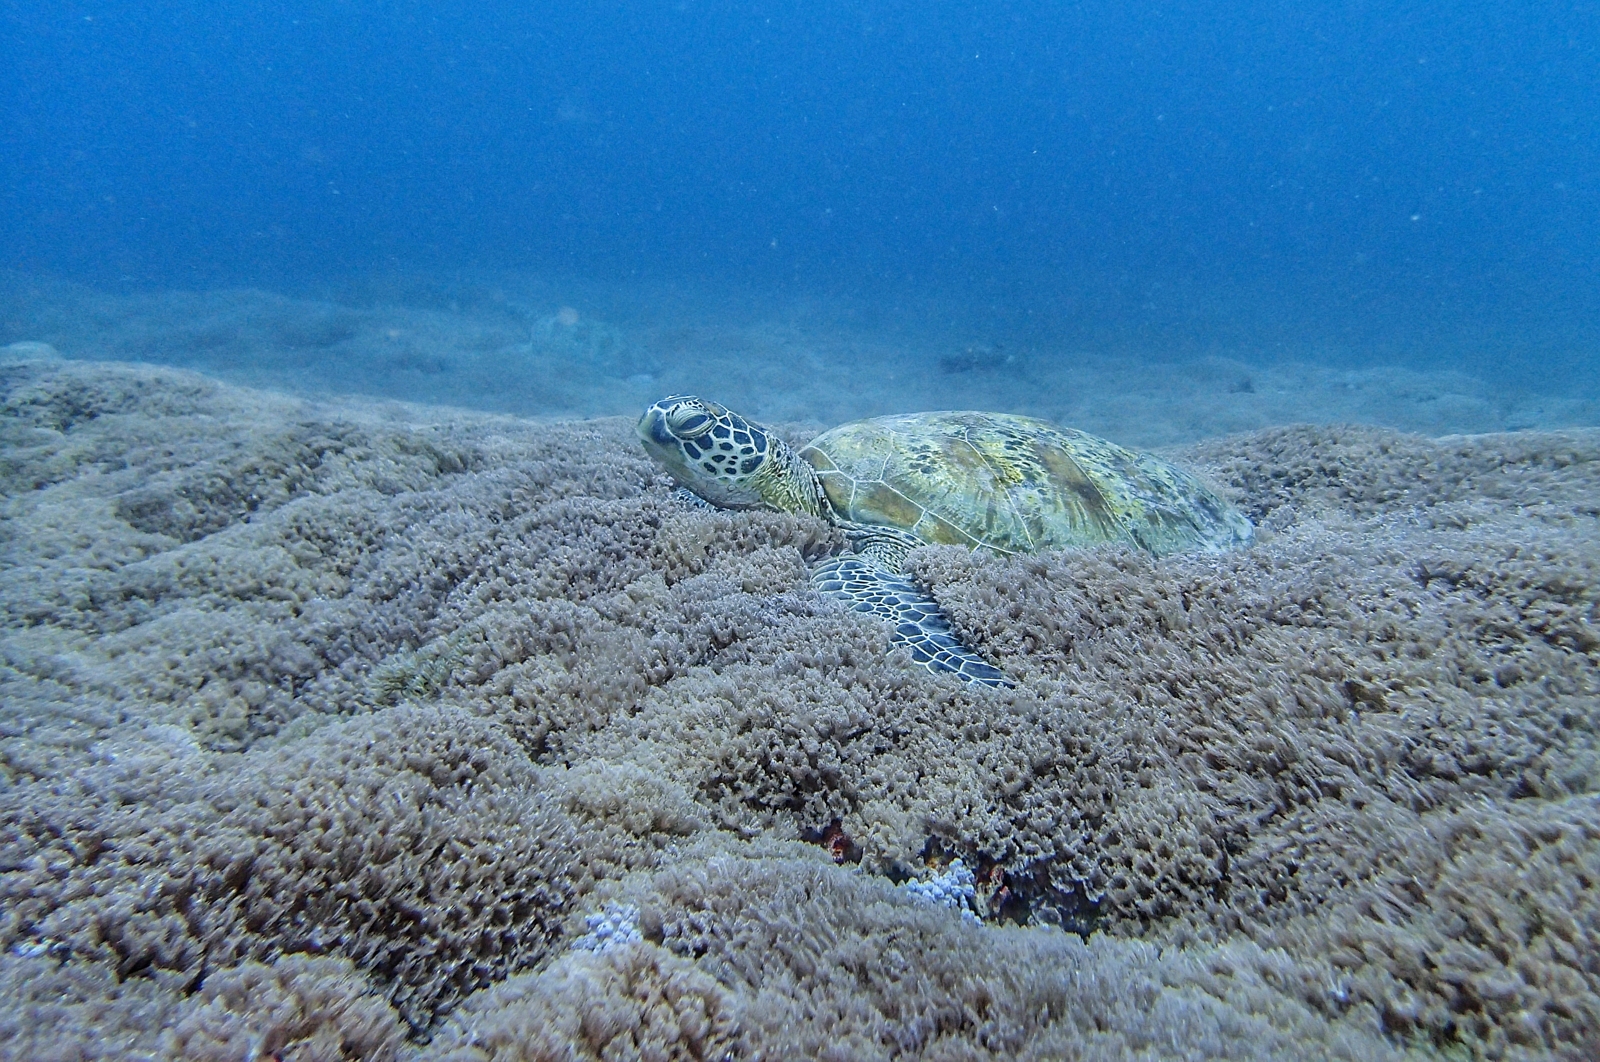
<box><xmin>812</xmin><ymin>556</ymin><xmax>1012</xmax><ymax>688</ymax></box>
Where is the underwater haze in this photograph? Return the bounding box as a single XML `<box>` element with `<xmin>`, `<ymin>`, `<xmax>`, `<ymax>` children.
<box><xmin>4</xmin><ymin>0</ymin><xmax>1599</xmax><ymax>428</ymax></box>
<box><xmin>5</xmin><ymin>4</ymin><xmax>1600</xmax><ymax>1059</ymax></box>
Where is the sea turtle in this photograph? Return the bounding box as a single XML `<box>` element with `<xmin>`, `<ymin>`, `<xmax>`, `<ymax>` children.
<box><xmin>638</xmin><ymin>396</ymin><xmax>1252</xmax><ymax>687</ymax></box>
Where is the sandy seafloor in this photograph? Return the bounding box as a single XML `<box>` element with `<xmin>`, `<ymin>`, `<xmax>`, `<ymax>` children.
<box><xmin>0</xmin><ymin>272</ymin><xmax>1597</xmax><ymax>1060</ymax></box>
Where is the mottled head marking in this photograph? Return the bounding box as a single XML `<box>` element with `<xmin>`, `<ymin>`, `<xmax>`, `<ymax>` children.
<box><xmin>637</xmin><ymin>395</ymin><xmax>779</xmax><ymax>509</ymax></box>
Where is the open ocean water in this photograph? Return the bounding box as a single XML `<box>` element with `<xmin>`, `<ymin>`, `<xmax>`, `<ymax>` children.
<box><xmin>4</xmin><ymin>0</ymin><xmax>1597</xmax><ymax>433</ymax></box>
<box><xmin>2</xmin><ymin>3</ymin><xmax>1599</xmax><ymax>1059</ymax></box>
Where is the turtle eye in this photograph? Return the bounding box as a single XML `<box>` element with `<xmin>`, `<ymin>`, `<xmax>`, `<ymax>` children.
<box><xmin>666</xmin><ymin>404</ymin><xmax>715</xmax><ymax>439</ymax></box>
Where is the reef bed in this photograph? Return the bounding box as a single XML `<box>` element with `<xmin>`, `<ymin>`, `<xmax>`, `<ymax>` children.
<box><xmin>1</xmin><ymin>359</ymin><xmax>1596</xmax><ymax>1060</ymax></box>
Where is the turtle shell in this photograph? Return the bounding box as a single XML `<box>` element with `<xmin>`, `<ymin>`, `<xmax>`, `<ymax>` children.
<box><xmin>799</xmin><ymin>412</ymin><xmax>1252</xmax><ymax>557</ymax></box>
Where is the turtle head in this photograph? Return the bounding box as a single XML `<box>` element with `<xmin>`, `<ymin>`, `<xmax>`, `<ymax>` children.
<box><xmin>638</xmin><ymin>395</ymin><xmax>786</xmax><ymax>510</ymax></box>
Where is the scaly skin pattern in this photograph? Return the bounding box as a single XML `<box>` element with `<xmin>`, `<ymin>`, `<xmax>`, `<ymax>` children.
<box><xmin>636</xmin><ymin>396</ymin><xmax>1251</xmax><ymax>689</ymax></box>
<box><xmin>812</xmin><ymin>555</ymin><xmax>1008</xmax><ymax>687</ymax></box>
<box><xmin>637</xmin><ymin>396</ymin><xmax>1014</xmax><ymax>687</ymax></box>
<box><xmin>637</xmin><ymin>396</ymin><xmax>829</xmax><ymax>518</ymax></box>
<box><xmin>753</xmin><ymin>433</ymin><xmax>832</xmax><ymax>520</ymax></box>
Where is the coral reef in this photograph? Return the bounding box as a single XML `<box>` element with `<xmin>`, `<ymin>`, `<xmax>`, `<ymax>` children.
<box><xmin>570</xmin><ymin>904</ymin><xmax>646</xmax><ymax>954</ymax></box>
<box><xmin>902</xmin><ymin>859</ymin><xmax>983</xmax><ymax>923</ymax></box>
<box><xmin>2</xmin><ymin>359</ymin><xmax>1597</xmax><ymax>1059</ymax></box>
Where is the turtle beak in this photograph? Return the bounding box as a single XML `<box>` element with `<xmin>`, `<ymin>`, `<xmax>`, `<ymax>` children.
<box><xmin>637</xmin><ymin>405</ymin><xmax>675</xmax><ymax>451</ymax></box>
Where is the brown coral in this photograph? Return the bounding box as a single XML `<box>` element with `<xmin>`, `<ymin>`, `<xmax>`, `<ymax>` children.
<box><xmin>2</xmin><ymin>360</ymin><xmax>1597</xmax><ymax>1059</ymax></box>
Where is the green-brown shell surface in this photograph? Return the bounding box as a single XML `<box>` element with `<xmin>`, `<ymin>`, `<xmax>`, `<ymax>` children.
<box><xmin>799</xmin><ymin>412</ymin><xmax>1252</xmax><ymax>557</ymax></box>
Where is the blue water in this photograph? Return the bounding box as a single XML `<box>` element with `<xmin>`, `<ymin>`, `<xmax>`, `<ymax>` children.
<box><xmin>4</xmin><ymin>0</ymin><xmax>1598</xmax><ymax>393</ymax></box>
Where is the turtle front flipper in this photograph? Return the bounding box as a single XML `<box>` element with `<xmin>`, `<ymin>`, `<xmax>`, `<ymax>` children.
<box><xmin>836</xmin><ymin>521</ymin><xmax>927</xmax><ymax>572</ymax></box>
<box><xmin>670</xmin><ymin>486</ymin><xmax>718</xmax><ymax>511</ymax></box>
<box><xmin>812</xmin><ymin>556</ymin><xmax>1011</xmax><ymax>688</ymax></box>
